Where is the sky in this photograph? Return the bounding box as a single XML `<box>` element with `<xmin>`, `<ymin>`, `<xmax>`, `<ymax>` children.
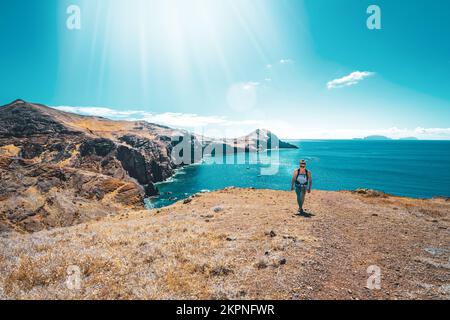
<box><xmin>0</xmin><ymin>0</ymin><xmax>449</xmax><ymax>139</ymax></box>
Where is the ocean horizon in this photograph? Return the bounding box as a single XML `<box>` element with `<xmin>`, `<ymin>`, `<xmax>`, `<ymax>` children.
<box><xmin>148</xmin><ymin>139</ymin><xmax>450</xmax><ymax>208</ymax></box>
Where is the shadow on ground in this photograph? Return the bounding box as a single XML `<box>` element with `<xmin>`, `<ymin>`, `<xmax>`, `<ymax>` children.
<box><xmin>295</xmin><ymin>210</ymin><xmax>315</xmax><ymax>218</ymax></box>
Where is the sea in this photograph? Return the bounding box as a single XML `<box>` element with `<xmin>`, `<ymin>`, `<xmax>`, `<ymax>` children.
<box><xmin>146</xmin><ymin>140</ymin><xmax>450</xmax><ymax>208</ymax></box>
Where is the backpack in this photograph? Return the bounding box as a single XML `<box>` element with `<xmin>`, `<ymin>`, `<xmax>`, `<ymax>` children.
<box><xmin>295</xmin><ymin>169</ymin><xmax>309</xmax><ymax>186</ymax></box>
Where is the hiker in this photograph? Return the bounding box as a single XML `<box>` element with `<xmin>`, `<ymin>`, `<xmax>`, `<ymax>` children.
<box><xmin>291</xmin><ymin>160</ymin><xmax>312</xmax><ymax>214</ymax></box>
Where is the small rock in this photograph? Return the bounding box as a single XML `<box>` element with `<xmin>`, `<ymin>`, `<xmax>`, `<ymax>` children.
<box><xmin>212</xmin><ymin>206</ymin><xmax>223</xmax><ymax>213</ymax></box>
<box><xmin>183</xmin><ymin>198</ymin><xmax>192</xmax><ymax>204</ymax></box>
<box><xmin>210</xmin><ymin>266</ymin><xmax>233</xmax><ymax>277</ymax></box>
<box><xmin>255</xmin><ymin>261</ymin><xmax>268</xmax><ymax>269</ymax></box>
<box><xmin>265</xmin><ymin>230</ymin><xmax>276</xmax><ymax>237</ymax></box>
<box><xmin>226</xmin><ymin>236</ymin><xmax>237</xmax><ymax>241</ymax></box>
<box><xmin>279</xmin><ymin>258</ymin><xmax>287</xmax><ymax>265</ymax></box>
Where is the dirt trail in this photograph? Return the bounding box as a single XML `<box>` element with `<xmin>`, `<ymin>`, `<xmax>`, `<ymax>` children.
<box><xmin>0</xmin><ymin>188</ymin><xmax>448</xmax><ymax>300</ymax></box>
<box><xmin>302</xmin><ymin>191</ymin><xmax>450</xmax><ymax>299</ymax></box>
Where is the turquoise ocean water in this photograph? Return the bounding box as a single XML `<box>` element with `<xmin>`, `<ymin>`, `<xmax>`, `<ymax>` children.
<box><xmin>147</xmin><ymin>140</ymin><xmax>450</xmax><ymax>208</ymax></box>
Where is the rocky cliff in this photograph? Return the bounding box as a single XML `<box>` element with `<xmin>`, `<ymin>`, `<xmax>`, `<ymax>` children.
<box><xmin>0</xmin><ymin>100</ymin><xmax>297</xmax><ymax>233</ymax></box>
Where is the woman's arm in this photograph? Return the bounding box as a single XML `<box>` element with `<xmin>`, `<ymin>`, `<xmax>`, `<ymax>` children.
<box><xmin>291</xmin><ymin>170</ymin><xmax>298</xmax><ymax>191</ymax></box>
<box><xmin>308</xmin><ymin>171</ymin><xmax>313</xmax><ymax>193</ymax></box>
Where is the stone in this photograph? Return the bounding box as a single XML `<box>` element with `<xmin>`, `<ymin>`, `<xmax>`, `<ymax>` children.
<box><xmin>265</xmin><ymin>230</ymin><xmax>277</xmax><ymax>237</ymax></box>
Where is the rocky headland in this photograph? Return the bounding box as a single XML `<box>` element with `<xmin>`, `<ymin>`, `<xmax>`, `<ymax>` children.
<box><xmin>0</xmin><ymin>100</ymin><xmax>296</xmax><ymax>233</ymax></box>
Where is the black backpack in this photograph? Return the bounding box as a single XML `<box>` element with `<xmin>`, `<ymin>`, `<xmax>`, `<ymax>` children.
<box><xmin>295</xmin><ymin>169</ymin><xmax>309</xmax><ymax>186</ymax></box>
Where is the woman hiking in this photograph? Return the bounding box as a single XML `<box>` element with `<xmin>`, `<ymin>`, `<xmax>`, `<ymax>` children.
<box><xmin>291</xmin><ymin>160</ymin><xmax>312</xmax><ymax>214</ymax></box>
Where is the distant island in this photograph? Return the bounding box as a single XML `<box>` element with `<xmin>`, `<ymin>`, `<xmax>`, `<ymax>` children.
<box><xmin>361</xmin><ymin>135</ymin><xmax>392</xmax><ymax>140</ymax></box>
<box><xmin>354</xmin><ymin>135</ymin><xmax>419</xmax><ymax>141</ymax></box>
<box><xmin>398</xmin><ymin>137</ymin><xmax>419</xmax><ymax>141</ymax></box>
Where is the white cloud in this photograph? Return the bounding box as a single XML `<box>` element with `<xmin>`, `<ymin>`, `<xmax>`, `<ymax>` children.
<box><xmin>279</xmin><ymin>59</ymin><xmax>294</xmax><ymax>65</ymax></box>
<box><xmin>413</xmin><ymin>127</ymin><xmax>450</xmax><ymax>136</ymax></box>
<box><xmin>54</xmin><ymin>106</ymin><xmax>142</xmax><ymax>118</ymax></box>
<box><xmin>265</xmin><ymin>58</ymin><xmax>293</xmax><ymax>69</ymax></box>
<box><xmin>142</xmin><ymin>113</ymin><xmax>227</xmax><ymax>128</ymax></box>
<box><xmin>273</xmin><ymin>126</ymin><xmax>450</xmax><ymax>140</ymax></box>
<box><xmin>242</xmin><ymin>82</ymin><xmax>260</xmax><ymax>90</ymax></box>
<box><xmin>52</xmin><ymin>106</ymin><xmax>450</xmax><ymax>140</ymax></box>
<box><xmin>327</xmin><ymin>71</ymin><xmax>375</xmax><ymax>89</ymax></box>
<box><xmin>53</xmin><ymin>106</ymin><xmax>264</xmax><ymax>132</ymax></box>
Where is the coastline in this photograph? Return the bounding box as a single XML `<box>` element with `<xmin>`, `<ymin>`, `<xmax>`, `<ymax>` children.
<box><xmin>148</xmin><ymin>156</ymin><xmax>450</xmax><ymax>209</ymax></box>
<box><xmin>148</xmin><ymin>139</ymin><xmax>450</xmax><ymax>207</ymax></box>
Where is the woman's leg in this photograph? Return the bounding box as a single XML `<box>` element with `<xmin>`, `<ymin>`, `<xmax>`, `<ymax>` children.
<box><xmin>295</xmin><ymin>186</ymin><xmax>304</xmax><ymax>211</ymax></box>
<box><xmin>300</xmin><ymin>187</ymin><xmax>306</xmax><ymax>211</ymax></box>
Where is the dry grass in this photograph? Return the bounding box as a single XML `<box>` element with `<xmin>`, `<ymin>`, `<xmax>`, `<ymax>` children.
<box><xmin>58</xmin><ymin>147</ymin><xmax>79</xmax><ymax>168</ymax></box>
<box><xmin>0</xmin><ymin>145</ymin><xmax>20</xmax><ymax>157</ymax></box>
<box><xmin>0</xmin><ymin>188</ymin><xmax>448</xmax><ymax>300</ymax></box>
<box><xmin>3</xmin><ymin>254</ymin><xmax>66</xmax><ymax>295</ymax></box>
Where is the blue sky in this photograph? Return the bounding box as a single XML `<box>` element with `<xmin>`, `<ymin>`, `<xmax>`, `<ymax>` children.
<box><xmin>0</xmin><ymin>0</ymin><xmax>449</xmax><ymax>139</ymax></box>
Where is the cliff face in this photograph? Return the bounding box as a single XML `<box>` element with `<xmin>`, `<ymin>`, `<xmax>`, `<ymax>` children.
<box><xmin>0</xmin><ymin>100</ymin><xmax>297</xmax><ymax>233</ymax></box>
<box><xmin>0</xmin><ymin>100</ymin><xmax>180</xmax><ymax>232</ymax></box>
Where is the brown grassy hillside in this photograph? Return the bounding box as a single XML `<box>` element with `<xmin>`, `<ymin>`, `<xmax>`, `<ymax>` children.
<box><xmin>1</xmin><ymin>188</ymin><xmax>448</xmax><ymax>300</ymax></box>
